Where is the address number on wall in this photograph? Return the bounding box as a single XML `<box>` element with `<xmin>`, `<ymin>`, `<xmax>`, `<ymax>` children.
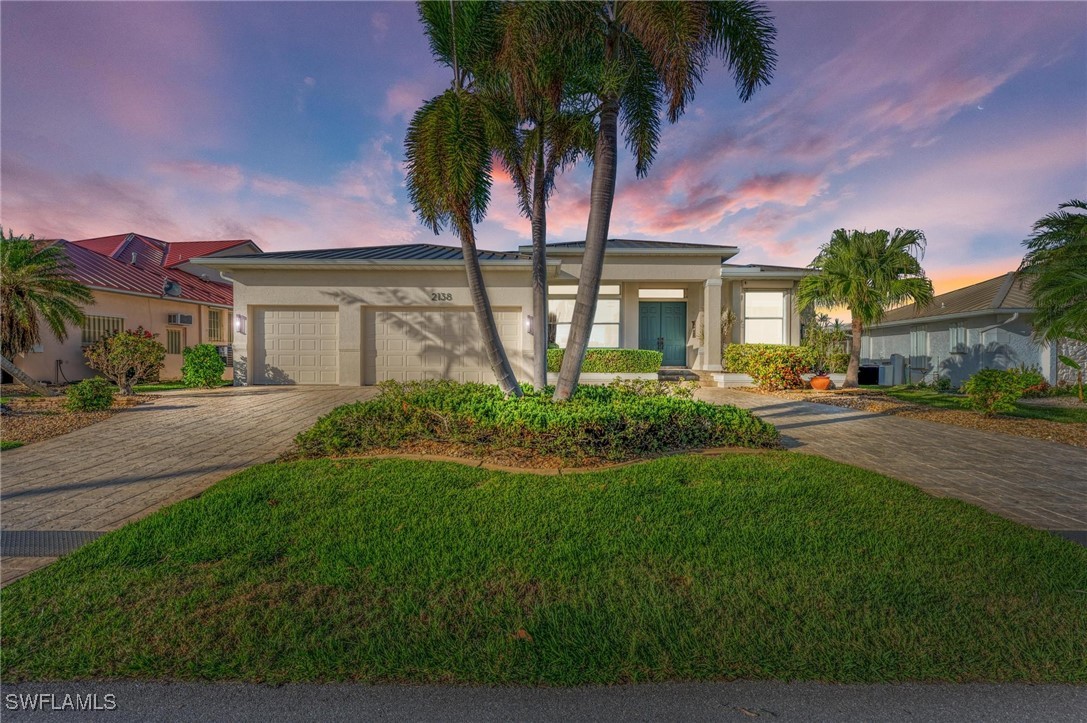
<box><xmin>431</xmin><ymin>292</ymin><xmax>453</xmax><ymax>302</ymax></box>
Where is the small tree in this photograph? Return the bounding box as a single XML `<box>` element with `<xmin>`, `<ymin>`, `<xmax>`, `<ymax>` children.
<box><xmin>83</xmin><ymin>327</ymin><xmax>166</xmax><ymax>395</ymax></box>
<box><xmin>182</xmin><ymin>344</ymin><xmax>226</xmax><ymax>388</ymax></box>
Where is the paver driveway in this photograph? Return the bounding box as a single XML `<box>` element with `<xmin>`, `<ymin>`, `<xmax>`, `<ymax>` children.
<box><xmin>697</xmin><ymin>388</ymin><xmax>1087</xmax><ymax>538</ymax></box>
<box><xmin>1</xmin><ymin>385</ymin><xmax>374</xmax><ymax>583</ymax></box>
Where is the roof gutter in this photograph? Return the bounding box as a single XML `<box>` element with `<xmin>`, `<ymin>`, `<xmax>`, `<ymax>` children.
<box><xmin>719</xmin><ymin>267</ymin><xmax>810</xmax><ymax>279</ymax></box>
<box><xmin>82</xmin><ymin>284</ymin><xmax>232</xmax><ymax>308</ymax></box>
<box><xmin>869</xmin><ymin>308</ymin><xmax>1033</xmax><ymax>329</ymax></box>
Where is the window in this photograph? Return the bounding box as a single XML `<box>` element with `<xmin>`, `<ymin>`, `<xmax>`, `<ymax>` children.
<box><xmin>743</xmin><ymin>291</ymin><xmax>786</xmax><ymax>344</ymax></box>
<box><xmin>81</xmin><ymin>315</ymin><xmax>124</xmax><ymax>345</ymax></box>
<box><xmin>548</xmin><ymin>288</ymin><xmax>621</xmax><ymax>348</ymax></box>
<box><xmin>949</xmin><ymin>322</ymin><xmax>967</xmax><ymax>353</ymax></box>
<box><xmin>909</xmin><ymin>326</ymin><xmax>928</xmax><ymax>370</ymax></box>
<box><xmin>638</xmin><ymin>288</ymin><xmax>686</xmax><ymax>299</ymax></box>
<box><xmin>208</xmin><ymin>309</ymin><xmax>223</xmax><ymax>341</ymax></box>
<box><xmin>166</xmin><ymin>328</ymin><xmax>184</xmax><ymax>355</ymax></box>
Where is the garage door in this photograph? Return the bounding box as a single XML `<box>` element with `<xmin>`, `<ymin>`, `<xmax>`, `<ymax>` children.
<box><xmin>254</xmin><ymin>308</ymin><xmax>338</xmax><ymax>384</ymax></box>
<box><xmin>365</xmin><ymin>308</ymin><xmax>521</xmax><ymax>384</ymax></box>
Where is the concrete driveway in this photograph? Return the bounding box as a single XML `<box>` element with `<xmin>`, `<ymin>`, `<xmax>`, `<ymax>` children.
<box><xmin>1</xmin><ymin>385</ymin><xmax>374</xmax><ymax>583</ymax></box>
<box><xmin>697</xmin><ymin>388</ymin><xmax>1087</xmax><ymax>540</ymax></box>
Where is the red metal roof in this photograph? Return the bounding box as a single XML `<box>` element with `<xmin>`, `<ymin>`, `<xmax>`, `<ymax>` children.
<box><xmin>164</xmin><ymin>239</ymin><xmax>252</xmax><ymax>267</ymax></box>
<box><xmin>62</xmin><ymin>234</ymin><xmax>244</xmax><ymax>307</ymax></box>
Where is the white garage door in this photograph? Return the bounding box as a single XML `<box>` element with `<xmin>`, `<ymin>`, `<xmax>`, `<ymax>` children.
<box><xmin>255</xmin><ymin>308</ymin><xmax>338</xmax><ymax>384</ymax></box>
<box><xmin>366</xmin><ymin>308</ymin><xmax>521</xmax><ymax>384</ymax></box>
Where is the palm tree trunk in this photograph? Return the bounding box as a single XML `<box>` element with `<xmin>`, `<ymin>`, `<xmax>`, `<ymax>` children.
<box><xmin>1</xmin><ymin>355</ymin><xmax>56</xmax><ymax>396</ymax></box>
<box><xmin>553</xmin><ymin>97</ymin><xmax>619</xmax><ymax>401</ymax></box>
<box><xmin>845</xmin><ymin>316</ymin><xmax>863</xmax><ymax>388</ymax></box>
<box><xmin>456</xmin><ymin>218</ymin><xmax>523</xmax><ymax>397</ymax></box>
<box><xmin>531</xmin><ymin>139</ymin><xmax>549</xmax><ymax>389</ymax></box>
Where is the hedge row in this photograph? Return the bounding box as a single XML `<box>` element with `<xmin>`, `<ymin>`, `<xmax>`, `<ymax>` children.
<box><xmin>294</xmin><ymin>380</ymin><xmax>780</xmax><ymax>463</ymax></box>
<box><xmin>546</xmin><ymin>348</ymin><xmax>663</xmax><ymax>374</ymax></box>
<box><xmin>723</xmin><ymin>344</ymin><xmax>819</xmax><ymax>391</ymax></box>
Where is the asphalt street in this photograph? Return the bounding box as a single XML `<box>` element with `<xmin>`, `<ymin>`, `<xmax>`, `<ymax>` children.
<box><xmin>2</xmin><ymin>681</ymin><xmax>1085</xmax><ymax>722</ymax></box>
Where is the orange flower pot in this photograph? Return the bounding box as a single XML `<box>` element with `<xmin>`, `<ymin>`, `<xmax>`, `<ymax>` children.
<box><xmin>810</xmin><ymin>375</ymin><xmax>833</xmax><ymax>390</ymax></box>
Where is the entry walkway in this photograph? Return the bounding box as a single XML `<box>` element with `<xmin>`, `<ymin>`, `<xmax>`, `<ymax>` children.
<box><xmin>1</xmin><ymin>385</ymin><xmax>374</xmax><ymax>583</ymax></box>
<box><xmin>697</xmin><ymin>388</ymin><xmax>1087</xmax><ymax>534</ymax></box>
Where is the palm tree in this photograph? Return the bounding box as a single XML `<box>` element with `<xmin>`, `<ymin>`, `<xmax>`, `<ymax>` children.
<box><xmin>528</xmin><ymin>1</ymin><xmax>778</xmax><ymax>400</ymax></box>
<box><xmin>1</xmin><ymin>231</ymin><xmax>94</xmax><ymax>395</ymax></box>
<box><xmin>797</xmin><ymin>228</ymin><xmax>934</xmax><ymax>388</ymax></box>
<box><xmin>405</xmin><ymin>1</ymin><xmax>522</xmax><ymax>396</ymax></box>
<box><xmin>1018</xmin><ymin>199</ymin><xmax>1087</xmax><ymax>344</ymax></box>
<box><xmin>493</xmin><ymin>5</ymin><xmax>595</xmax><ymax>387</ymax></box>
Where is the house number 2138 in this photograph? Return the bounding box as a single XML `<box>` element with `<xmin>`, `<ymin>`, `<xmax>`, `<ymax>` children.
<box><xmin>431</xmin><ymin>292</ymin><xmax>453</xmax><ymax>302</ymax></box>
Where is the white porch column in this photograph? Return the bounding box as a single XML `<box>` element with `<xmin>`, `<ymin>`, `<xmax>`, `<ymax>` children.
<box><xmin>702</xmin><ymin>278</ymin><xmax>723</xmax><ymax>371</ymax></box>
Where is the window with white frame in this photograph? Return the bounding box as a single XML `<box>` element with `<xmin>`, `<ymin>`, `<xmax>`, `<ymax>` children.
<box><xmin>81</xmin><ymin>315</ymin><xmax>124</xmax><ymax>345</ymax></box>
<box><xmin>743</xmin><ymin>291</ymin><xmax>786</xmax><ymax>344</ymax></box>
<box><xmin>547</xmin><ymin>284</ymin><xmax>621</xmax><ymax>347</ymax></box>
<box><xmin>949</xmin><ymin>322</ymin><xmax>967</xmax><ymax>353</ymax></box>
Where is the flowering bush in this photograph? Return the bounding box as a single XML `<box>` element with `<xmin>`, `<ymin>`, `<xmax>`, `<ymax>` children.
<box><xmin>723</xmin><ymin>344</ymin><xmax>817</xmax><ymax>391</ymax></box>
<box><xmin>83</xmin><ymin>327</ymin><xmax>166</xmax><ymax>395</ymax></box>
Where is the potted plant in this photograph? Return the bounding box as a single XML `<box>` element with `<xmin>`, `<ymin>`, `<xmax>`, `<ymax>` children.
<box><xmin>802</xmin><ymin>312</ymin><xmax>844</xmax><ymax>390</ymax></box>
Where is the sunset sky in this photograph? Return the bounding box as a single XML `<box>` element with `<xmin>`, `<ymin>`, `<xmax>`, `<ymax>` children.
<box><xmin>2</xmin><ymin>1</ymin><xmax>1084</xmax><ymax>295</ymax></box>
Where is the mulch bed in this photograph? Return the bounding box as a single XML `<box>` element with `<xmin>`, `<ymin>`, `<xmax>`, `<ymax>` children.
<box><xmin>0</xmin><ymin>392</ymin><xmax>156</xmax><ymax>447</ymax></box>
<box><xmin>746</xmin><ymin>388</ymin><xmax>1087</xmax><ymax>449</ymax></box>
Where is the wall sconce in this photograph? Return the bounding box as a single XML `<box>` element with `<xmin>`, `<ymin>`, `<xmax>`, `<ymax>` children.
<box><xmin>235</xmin><ymin>314</ymin><xmax>247</xmax><ymax>334</ymax></box>
<box><xmin>526</xmin><ymin>315</ymin><xmax>534</xmax><ymax>335</ymax></box>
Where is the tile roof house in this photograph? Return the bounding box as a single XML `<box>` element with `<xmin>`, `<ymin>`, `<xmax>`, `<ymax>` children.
<box><xmin>194</xmin><ymin>238</ymin><xmax>812</xmax><ymax>387</ymax></box>
<box><xmin>13</xmin><ymin>233</ymin><xmax>261</xmax><ymax>384</ymax></box>
<box><xmin>864</xmin><ymin>272</ymin><xmax>1084</xmax><ymax>387</ymax></box>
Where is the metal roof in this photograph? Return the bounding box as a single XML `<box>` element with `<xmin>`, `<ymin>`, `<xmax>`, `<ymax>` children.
<box><xmin>519</xmin><ymin>238</ymin><xmax>738</xmax><ymax>255</ymax></box>
<box><xmin>210</xmin><ymin>243</ymin><xmax>527</xmax><ymax>263</ymax></box>
<box><xmin>164</xmin><ymin>239</ymin><xmax>253</xmax><ymax>267</ymax></box>
<box><xmin>876</xmin><ymin>272</ymin><xmax>1033</xmax><ymax>325</ymax></box>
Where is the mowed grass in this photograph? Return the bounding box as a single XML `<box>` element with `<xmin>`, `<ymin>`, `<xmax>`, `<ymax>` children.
<box><xmin>882</xmin><ymin>386</ymin><xmax>1087</xmax><ymax>424</ymax></box>
<box><xmin>0</xmin><ymin>440</ymin><xmax>24</xmax><ymax>450</ymax></box>
<box><xmin>2</xmin><ymin>455</ymin><xmax>1085</xmax><ymax>684</ymax></box>
<box><xmin>132</xmin><ymin>381</ymin><xmax>231</xmax><ymax>393</ymax></box>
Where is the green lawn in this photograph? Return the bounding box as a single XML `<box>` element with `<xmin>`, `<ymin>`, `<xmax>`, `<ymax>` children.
<box><xmin>881</xmin><ymin>386</ymin><xmax>1087</xmax><ymax>424</ymax></box>
<box><xmin>2</xmin><ymin>455</ymin><xmax>1085</xmax><ymax>684</ymax></box>
<box><xmin>0</xmin><ymin>440</ymin><xmax>24</xmax><ymax>451</ymax></box>
<box><xmin>132</xmin><ymin>381</ymin><xmax>231</xmax><ymax>393</ymax></box>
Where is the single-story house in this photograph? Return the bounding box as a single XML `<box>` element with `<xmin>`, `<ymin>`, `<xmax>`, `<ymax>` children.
<box><xmin>863</xmin><ymin>271</ymin><xmax>1086</xmax><ymax>387</ymax></box>
<box><xmin>195</xmin><ymin>239</ymin><xmax>810</xmax><ymax>386</ymax></box>
<box><xmin>14</xmin><ymin>232</ymin><xmax>262</xmax><ymax>384</ymax></box>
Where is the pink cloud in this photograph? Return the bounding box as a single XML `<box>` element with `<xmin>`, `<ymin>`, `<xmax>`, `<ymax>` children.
<box><xmin>382</xmin><ymin>81</ymin><xmax>428</xmax><ymax>122</ymax></box>
<box><xmin>151</xmin><ymin>161</ymin><xmax>245</xmax><ymax>194</ymax></box>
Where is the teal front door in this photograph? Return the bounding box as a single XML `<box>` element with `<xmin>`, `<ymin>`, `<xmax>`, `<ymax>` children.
<box><xmin>639</xmin><ymin>301</ymin><xmax>687</xmax><ymax>366</ymax></box>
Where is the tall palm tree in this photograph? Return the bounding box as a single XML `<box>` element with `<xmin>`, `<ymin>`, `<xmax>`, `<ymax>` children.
<box><xmin>527</xmin><ymin>1</ymin><xmax>778</xmax><ymax>400</ymax></box>
<box><xmin>797</xmin><ymin>228</ymin><xmax>934</xmax><ymax>388</ymax></box>
<box><xmin>405</xmin><ymin>0</ymin><xmax>522</xmax><ymax>396</ymax></box>
<box><xmin>1018</xmin><ymin>199</ymin><xmax>1087</xmax><ymax>343</ymax></box>
<box><xmin>492</xmin><ymin>4</ymin><xmax>596</xmax><ymax>387</ymax></box>
<box><xmin>1</xmin><ymin>231</ymin><xmax>94</xmax><ymax>395</ymax></box>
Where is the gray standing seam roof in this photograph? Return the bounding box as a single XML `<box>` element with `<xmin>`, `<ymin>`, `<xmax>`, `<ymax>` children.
<box><xmin>210</xmin><ymin>243</ymin><xmax>525</xmax><ymax>262</ymax></box>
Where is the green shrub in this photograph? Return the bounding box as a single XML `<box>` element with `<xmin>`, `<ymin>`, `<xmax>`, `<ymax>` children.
<box><xmin>962</xmin><ymin>369</ymin><xmax>1027</xmax><ymax>415</ymax></box>
<box><xmin>83</xmin><ymin>327</ymin><xmax>165</xmax><ymax>395</ymax></box>
<box><xmin>294</xmin><ymin>380</ymin><xmax>779</xmax><ymax>463</ymax></box>
<box><xmin>182</xmin><ymin>344</ymin><xmax>226</xmax><ymax>388</ymax></box>
<box><xmin>605</xmin><ymin>378</ymin><xmax>697</xmax><ymax>399</ymax></box>
<box><xmin>546</xmin><ymin>348</ymin><xmax>663</xmax><ymax>374</ymax></box>
<box><xmin>933</xmin><ymin>376</ymin><xmax>953</xmax><ymax>393</ymax></box>
<box><xmin>723</xmin><ymin>344</ymin><xmax>817</xmax><ymax>391</ymax></box>
<box><xmin>828</xmin><ymin>352</ymin><xmax>850</xmax><ymax>374</ymax></box>
<box><xmin>65</xmin><ymin>378</ymin><xmax>115</xmax><ymax>412</ymax></box>
<box><xmin>1010</xmin><ymin>366</ymin><xmax>1049</xmax><ymax>397</ymax></box>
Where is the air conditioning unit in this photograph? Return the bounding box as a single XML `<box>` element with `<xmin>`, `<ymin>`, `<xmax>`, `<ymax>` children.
<box><xmin>167</xmin><ymin>313</ymin><xmax>193</xmax><ymax>325</ymax></box>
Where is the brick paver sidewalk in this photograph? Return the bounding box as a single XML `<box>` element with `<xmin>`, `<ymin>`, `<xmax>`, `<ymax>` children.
<box><xmin>697</xmin><ymin>388</ymin><xmax>1087</xmax><ymax>535</ymax></box>
<box><xmin>1</xmin><ymin>385</ymin><xmax>373</xmax><ymax>584</ymax></box>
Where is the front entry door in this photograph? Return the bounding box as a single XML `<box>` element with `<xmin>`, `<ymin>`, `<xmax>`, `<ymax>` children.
<box><xmin>639</xmin><ymin>301</ymin><xmax>687</xmax><ymax>366</ymax></box>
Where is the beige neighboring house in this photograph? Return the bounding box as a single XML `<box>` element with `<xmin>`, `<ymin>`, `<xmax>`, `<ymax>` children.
<box><xmin>195</xmin><ymin>239</ymin><xmax>810</xmax><ymax>386</ymax></box>
<box><xmin>12</xmin><ymin>233</ymin><xmax>261</xmax><ymax>384</ymax></box>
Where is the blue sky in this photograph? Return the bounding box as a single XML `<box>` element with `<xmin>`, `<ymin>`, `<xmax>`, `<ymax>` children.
<box><xmin>2</xmin><ymin>1</ymin><xmax>1084</xmax><ymax>293</ymax></box>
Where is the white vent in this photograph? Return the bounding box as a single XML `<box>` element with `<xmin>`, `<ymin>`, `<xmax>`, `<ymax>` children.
<box><xmin>167</xmin><ymin>313</ymin><xmax>193</xmax><ymax>325</ymax></box>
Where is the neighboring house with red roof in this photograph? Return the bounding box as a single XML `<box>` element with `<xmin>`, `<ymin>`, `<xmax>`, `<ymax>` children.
<box><xmin>863</xmin><ymin>272</ymin><xmax>1085</xmax><ymax>387</ymax></box>
<box><xmin>14</xmin><ymin>233</ymin><xmax>261</xmax><ymax>384</ymax></box>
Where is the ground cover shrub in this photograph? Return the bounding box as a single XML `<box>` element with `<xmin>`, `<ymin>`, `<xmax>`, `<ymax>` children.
<box><xmin>723</xmin><ymin>343</ymin><xmax>817</xmax><ymax>391</ymax></box>
<box><xmin>65</xmin><ymin>377</ymin><xmax>115</xmax><ymax>412</ymax></box>
<box><xmin>546</xmin><ymin>348</ymin><xmax>663</xmax><ymax>374</ymax></box>
<box><xmin>83</xmin><ymin>327</ymin><xmax>166</xmax><ymax>395</ymax></box>
<box><xmin>962</xmin><ymin>369</ymin><xmax>1030</xmax><ymax>415</ymax></box>
<box><xmin>294</xmin><ymin>380</ymin><xmax>779</xmax><ymax>463</ymax></box>
<box><xmin>605</xmin><ymin>378</ymin><xmax>697</xmax><ymax>399</ymax></box>
<box><xmin>182</xmin><ymin>344</ymin><xmax>226</xmax><ymax>388</ymax></box>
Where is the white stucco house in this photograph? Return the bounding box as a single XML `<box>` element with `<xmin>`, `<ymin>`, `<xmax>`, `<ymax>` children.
<box><xmin>863</xmin><ymin>272</ymin><xmax>1085</xmax><ymax>387</ymax></box>
<box><xmin>195</xmin><ymin>239</ymin><xmax>809</xmax><ymax>386</ymax></box>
